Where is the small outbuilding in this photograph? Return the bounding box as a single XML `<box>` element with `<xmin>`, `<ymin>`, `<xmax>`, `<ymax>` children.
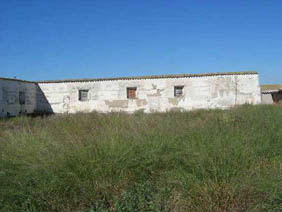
<box><xmin>261</xmin><ymin>85</ymin><xmax>282</xmax><ymax>104</ymax></box>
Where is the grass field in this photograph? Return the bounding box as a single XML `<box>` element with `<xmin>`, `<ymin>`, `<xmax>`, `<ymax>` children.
<box><xmin>1</xmin><ymin>105</ymin><xmax>282</xmax><ymax>211</ymax></box>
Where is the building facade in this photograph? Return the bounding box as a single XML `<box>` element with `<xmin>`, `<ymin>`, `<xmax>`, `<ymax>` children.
<box><xmin>0</xmin><ymin>71</ymin><xmax>261</xmax><ymax>117</ymax></box>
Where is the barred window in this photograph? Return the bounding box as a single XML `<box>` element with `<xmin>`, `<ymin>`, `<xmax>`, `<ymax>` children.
<box><xmin>174</xmin><ymin>86</ymin><xmax>184</xmax><ymax>97</ymax></box>
<box><xmin>127</xmin><ymin>87</ymin><xmax>137</xmax><ymax>99</ymax></box>
<box><xmin>79</xmin><ymin>90</ymin><xmax>89</xmax><ymax>101</ymax></box>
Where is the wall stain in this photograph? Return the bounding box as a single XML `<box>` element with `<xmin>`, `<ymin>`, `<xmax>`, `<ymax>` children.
<box><xmin>105</xmin><ymin>100</ymin><xmax>128</xmax><ymax>108</ymax></box>
<box><xmin>168</xmin><ymin>97</ymin><xmax>184</xmax><ymax>106</ymax></box>
<box><xmin>212</xmin><ymin>77</ymin><xmax>233</xmax><ymax>98</ymax></box>
<box><xmin>152</xmin><ymin>84</ymin><xmax>157</xmax><ymax>89</ymax></box>
<box><xmin>147</xmin><ymin>84</ymin><xmax>165</xmax><ymax>97</ymax></box>
<box><xmin>136</xmin><ymin>99</ymin><xmax>147</xmax><ymax>107</ymax></box>
<box><xmin>63</xmin><ymin>95</ymin><xmax>70</xmax><ymax>113</ymax></box>
<box><xmin>148</xmin><ymin>89</ymin><xmax>164</xmax><ymax>97</ymax></box>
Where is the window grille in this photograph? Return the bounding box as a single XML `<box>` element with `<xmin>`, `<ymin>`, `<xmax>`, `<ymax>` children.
<box><xmin>79</xmin><ymin>90</ymin><xmax>89</xmax><ymax>101</ymax></box>
<box><xmin>174</xmin><ymin>86</ymin><xmax>184</xmax><ymax>97</ymax></box>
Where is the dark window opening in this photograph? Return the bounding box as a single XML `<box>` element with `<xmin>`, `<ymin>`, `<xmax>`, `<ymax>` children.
<box><xmin>272</xmin><ymin>91</ymin><xmax>282</xmax><ymax>104</ymax></box>
<box><xmin>127</xmin><ymin>87</ymin><xmax>137</xmax><ymax>99</ymax></box>
<box><xmin>174</xmin><ymin>86</ymin><xmax>184</xmax><ymax>97</ymax></box>
<box><xmin>79</xmin><ymin>90</ymin><xmax>89</xmax><ymax>101</ymax></box>
<box><xmin>19</xmin><ymin>91</ymin><xmax>26</xmax><ymax>105</ymax></box>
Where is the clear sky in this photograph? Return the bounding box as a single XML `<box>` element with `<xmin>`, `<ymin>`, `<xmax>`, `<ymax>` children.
<box><xmin>0</xmin><ymin>0</ymin><xmax>281</xmax><ymax>84</ymax></box>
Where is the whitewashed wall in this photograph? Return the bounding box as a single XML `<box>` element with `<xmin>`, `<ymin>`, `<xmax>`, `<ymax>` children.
<box><xmin>0</xmin><ymin>79</ymin><xmax>38</xmax><ymax>117</ymax></box>
<box><xmin>261</xmin><ymin>93</ymin><xmax>273</xmax><ymax>104</ymax></box>
<box><xmin>38</xmin><ymin>73</ymin><xmax>261</xmax><ymax>114</ymax></box>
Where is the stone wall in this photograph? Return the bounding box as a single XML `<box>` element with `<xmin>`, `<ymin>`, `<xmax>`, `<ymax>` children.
<box><xmin>37</xmin><ymin>73</ymin><xmax>261</xmax><ymax>114</ymax></box>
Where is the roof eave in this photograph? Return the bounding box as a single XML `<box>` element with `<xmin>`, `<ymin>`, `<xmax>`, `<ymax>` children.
<box><xmin>37</xmin><ymin>71</ymin><xmax>258</xmax><ymax>84</ymax></box>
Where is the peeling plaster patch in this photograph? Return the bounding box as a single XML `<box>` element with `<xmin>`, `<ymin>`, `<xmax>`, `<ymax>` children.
<box><xmin>105</xmin><ymin>100</ymin><xmax>128</xmax><ymax>108</ymax></box>
<box><xmin>69</xmin><ymin>105</ymin><xmax>93</xmax><ymax>113</ymax></box>
<box><xmin>136</xmin><ymin>99</ymin><xmax>148</xmax><ymax>107</ymax></box>
<box><xmin>168</xmin><ymin>97</ymin><xmax>184</xmax><ymax>106</ymax></box>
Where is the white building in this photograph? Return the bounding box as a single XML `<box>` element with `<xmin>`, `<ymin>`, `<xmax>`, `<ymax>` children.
<box><xmin>0</xmin><ymin>71</ymin><xmax>261</xmax><ymax>117</ymax></box>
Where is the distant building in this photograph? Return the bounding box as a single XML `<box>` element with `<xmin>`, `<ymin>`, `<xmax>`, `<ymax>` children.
<box><xmin>0</xmin><ymin>71</ymin><xmax>261</xmax><ymax>117</ymax></box>
<box><xmin>261</xmin><ymin>85</ymin><xmax>282</xmax><ymax>104</ymax></box>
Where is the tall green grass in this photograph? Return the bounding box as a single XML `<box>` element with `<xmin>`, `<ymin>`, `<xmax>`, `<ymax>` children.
<box><xmin>1</xmin><ymin>105</ymin><xmax>282</xmax><ymax>211</ymax></box>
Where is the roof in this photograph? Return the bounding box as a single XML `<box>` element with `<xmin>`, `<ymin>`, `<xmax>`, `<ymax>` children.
<box><xmin>37</xmin><ymin>71</ymin><xmax>258</xmax><ymax>84</ymax></box>
<box><xmin>261</xmin><ymin>84</ymin><xmax>282</xmax><ymax>94</ymax></box>
<box><xmin>0</xmin><ymin>77</ymin><xmax>35</xmax><ymax>83</ymax></box>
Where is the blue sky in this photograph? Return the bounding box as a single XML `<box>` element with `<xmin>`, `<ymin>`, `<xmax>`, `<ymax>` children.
<box><xmin>0</xmin><ymin>0</ymin><xmax>281</xmax><ymax>84</ymax></box>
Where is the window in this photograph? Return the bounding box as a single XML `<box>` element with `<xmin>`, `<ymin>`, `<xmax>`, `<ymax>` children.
<box><xmin>127</xmin><ymin>87</ymin><xmax>137</xmax><ymax>99</ymax></box>
<box><xmin>19</xmin><ymin>91</ymin><xmax>25</xmax><ymax>105</ymax></box>
<box><xmin>79</xmin><ymin>90</ymin><xmax>89</xmax><ymax>101</ymax></box>
<box><xmin>174</xmin><ymin>86</ymin><xmax>184</xmax><ymax>97</ymax></box>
